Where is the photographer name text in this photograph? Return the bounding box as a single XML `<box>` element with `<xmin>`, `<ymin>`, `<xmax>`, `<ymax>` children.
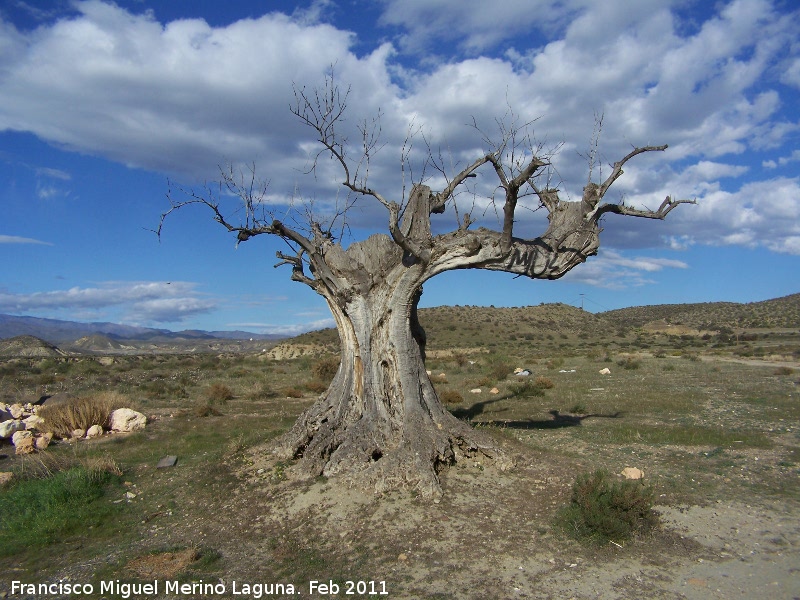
<box><xmin>11</xmin><ymin>579</ymin><xmax>388</xmax><ymax>598</ymax></box>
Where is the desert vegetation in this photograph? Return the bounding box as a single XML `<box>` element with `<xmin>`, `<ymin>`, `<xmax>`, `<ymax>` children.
<box><xmin>0</xmin><ymin>299</ymin><xmax>798</xmax><ymax>597</ymax></box>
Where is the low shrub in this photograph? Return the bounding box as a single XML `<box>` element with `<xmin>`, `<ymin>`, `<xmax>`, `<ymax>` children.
<box><xmin>555</xmin><ymin>469</ymin><xmax>658</xmax><ymax>544</ymax></box>
<box><xmin>617</xmin><ymin>357</ymin><xmax>641</xmax><ymax>370</ymax></box>
<box><xmin>38</xmin><ymin>392</ymin><xmax>124</xmax><ymax>438</ymax></box>
<box><xmin>283</xmin><ymin>387</ymin><xmax>304</xmax><ymax>398</ymax></box>
<box><xmin>305</xmin><ymin>380</ymin><xmax>329</xmax><ymax>394</ymax></box>
<box><xmin>439</xmin><ymin>389</ymin><xmax>464</xmax><ymax>404</ymax></box>
<box><xmin>205</xmin><ymin>383</ymin><xmax>234</xmax><ymax>404</ymax></box>
<box><xmin>534</xmin><ymin>376</ymin><xmax>555</xmax><ymax>389</ymax></box>
<box><xmin>508</xmin><ymin>380</ymin><xmax>545</xmax><ymax>398</ymax></box>
<box><xmin>312</xmin><ymin>356</ymin><xmax>340</xmax><ymax>382</ymax></box>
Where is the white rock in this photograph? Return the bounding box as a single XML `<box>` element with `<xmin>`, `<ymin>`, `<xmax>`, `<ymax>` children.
<box><xmin>9</xmin><ymin>403</ymin><xmax>24</xmax><ymax>419</ymax></box>
<box><xmin>35</xmin><ymin>432</ymin><xmax>53</xmax><ymax>450</ymax></box>
<box><xmin>107</xmin><ymin>408</ymin><xmax>147</xmax><ymax>432</ymax></box>
<box><xmin>0</xmin><ymin>420</ymin><xmax>25</xmax><ymax>438</ymax></box>
<box><xmin>490</xmin><ymin>387</ymin><xmax>500</xmax><ymax>394</ymax></box>
<box><xmin>621</xmin><ymin>467</ymin><xmax>644</xmax><ymax>480</ymax></box>
<box><xmin>11</xmin><ymin>430</ymin><xmax>33</xmax><ymax>446</ymax></box>
<box><xmin>469</xmin><ymin>388</ymin><xmax>482</xmax><ymax>394</ymax></box>
<box><xmin>86</xmin><ymin>424</ymin><xmax>104</xmax><ymax>438</ymax></box>
<box><xmin>599</xmin><ymin>367</ymin><xmax>611</xmax><ymax>375</ymax></box>
<box><xmin>23</xmin><ymin>414</ymin><xmax>45</xmax><ymax>430</ymax></box>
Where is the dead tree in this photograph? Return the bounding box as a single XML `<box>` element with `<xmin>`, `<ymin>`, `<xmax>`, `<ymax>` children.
<box><xmin>159</xmin><ymin>77</ymin><xmax>693</xmax><ymax>498</ymax></box>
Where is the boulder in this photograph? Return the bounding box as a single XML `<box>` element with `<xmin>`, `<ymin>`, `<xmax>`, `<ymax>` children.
<box><xmin>599</xmin><ymin>367</ymin><xmax>611</xmax><ymax>375</ymax></box>
<box><xmin>14</xmin><ymin>436</ymin><xmax>35</xmax><ymax>455</ymax></box>
<box><xmin>107</xmin><ymin>408</ymin><xmax>147</xmax><ymax>432</ymax></box>
<box><xmin>72</xmin><ymin>429</ymin><xmax>86</xmax><ymax>439</ymax></box>
<box><xmin>8</xmin><ymin>403</ymin><xmax>24</xmax><ymax>419</ymax></box>
<box><xmin>0</xmin><ymin>420</ymin><xmax>25</xmax><ymax>438</ymax></box>
<box><xmin>35</xmin><ymin>432</ymin><xmax>53</xmax><ymax>450</ymax></box>
<box><xmin>11</xmin><ymin>430</ymin><xmax>33</xmax><ymax>446</ymax></box>
<box><xmin>621</xmin><ymin>467</ymin><xmax>644</xmax><ymax>480</ymax></box>
<box><xmin>86</xmin><ymin>424</ymin><xmax>104</xmax><ymax>438</ymax></box>
<box><xmin>23</xmin><ymin>414</ymin><xmax>45</xmax><ymax>430</ymax></box>
<box><xmin>0</xmin><ymin>406</ymin><xmax>11</xmax><ymax>421</ymax></box>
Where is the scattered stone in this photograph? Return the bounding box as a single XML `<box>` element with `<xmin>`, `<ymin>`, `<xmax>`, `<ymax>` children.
<box><xmin>86</xmin><ymin>424</ymin><xmax>104</xmax><ymax>438</ymax></box>
<box><xmin>0</xmin><ymin>472</ymin><xmax>13</xmax><ymax>486</ymax></box>
<box><xmin>599</xmin><ymin>368</ymin><xmax>611</xmax><ymax>375</ymax></box>
<box><xmin>11</xmin><ymin>430</ymin><xmax>33</xmax><ymax>446</ymax></box>
<box><xmin>107</xmin><ymin>408</ymin><xmax>147</xmax><ymax>432</ymax></box>
<box><xmin>72</xmin><ymin>428</ymin><xmax>86</xmax><ymax>439</ymax></box>
<box><xmin>0</xmin><ymin>420</ymin><xmax>25</xmax><ymax>438</ymax></box>
<box><xmin>35</xmin><ymin>432</ymin><xmax>53</xmax><ymax>450</ymax></box>
<box><xmin>621</xmin><ymin>467</ymin><xmax>644</xmax><ymax>480</ymax></box>
<box><xmin>126</xmin><ymin>491</ymin><xmax>137</xmax><ymax>500</ymax></box>
<box><xmin>469</xmin><ymin>388</ymin><xmax>482</xmax><ymax>394</ymax></box>
<box><xmin>156</xmin><ymin>455</ymin><xmax>178</xmax><ymax>469</ymax></box>
<box><xmin>490</xmin><ymin>387</ymin><xmax>500</xmax><ymax>394</ymax></box>
<box><xmin>14</xmin><ymin>436</ymin><xmax>35</xmax><ymax>455</ymax></box>
<box><xmin>397</xmin><ymin>553</ymin><xmax>408</xmax><ymax>561</ymax></box>
<box><xmin>23</xmin><ymin>414</ymin><xmax>45</xmax><ymax>430</ymax></box>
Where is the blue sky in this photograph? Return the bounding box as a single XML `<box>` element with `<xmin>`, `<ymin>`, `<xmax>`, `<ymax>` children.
<box><xmin>1</xmin><ymin>0</ymin><xmax>798</xmax><ymax>336</ymax></box>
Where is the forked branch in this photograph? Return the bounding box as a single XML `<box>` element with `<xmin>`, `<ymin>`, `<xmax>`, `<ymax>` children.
<box><xmin>592</xmin><ymin>195</ymin><xmax>696</xmax><ymax>221</ymax></box>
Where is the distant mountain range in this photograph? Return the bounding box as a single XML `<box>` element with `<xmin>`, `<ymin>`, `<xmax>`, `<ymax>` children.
<box><xmin>0</xmin><ymin>314</ymin><xmax>283</xmax><ymax>344</ymax></box>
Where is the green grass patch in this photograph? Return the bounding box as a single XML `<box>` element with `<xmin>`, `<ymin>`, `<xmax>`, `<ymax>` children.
<box><xmin>0</xmin><ymin>466</ymin><xmax>123</xmax><ymax>557</ymax></box>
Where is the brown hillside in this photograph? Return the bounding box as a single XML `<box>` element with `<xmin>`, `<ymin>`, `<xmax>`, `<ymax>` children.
<box><xmin>0</xmin><ymin>335</ymin><xmax>68</xmax><ymax>358</ymax></box>
<box><xmin>601</xmin><ymin>292</ymin><xmax>800</xmax><ymax>330</ymax></box>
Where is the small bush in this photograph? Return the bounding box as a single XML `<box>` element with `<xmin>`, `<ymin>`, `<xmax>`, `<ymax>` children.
<box><xmin>534</xmin><ymin>376</ymin><xmax>554</xmax><ymax>389</ymax></box>
<box><xmin>555</xmin><ymin>469</ymin><xmax>658</xmax><ymax>544</ymax></box>
<box><xmin>488</xmin><ymin>360</ymin><xmax>513</xmax><ymax>381</ymax></box>
<box><xmin>508</xmin><ymin>380</ymin><xmax>545</xmax><ymax>398</ymax></box>
<box><xmin>439</xmin><ymin>390</ymin><xmax>464</xmax><ymax>404</ymax></box>
<box><xmin>570</xmin><ymin>402</ymin><xmax>588</xmax><ymax>415</ymax></box>
<box><xmin>617</xmin><ymin>357</ymin><xmax>641</xmax><ymax>370</ymax></box>
<box><xmin>546</xmin><ymin>357</ymin><xmax>565</xmax><ymax>370</ymax></box>
<box><xmin>283</xmin><ymin>387</ymin><xmax>304</xmax><ymax>398</ymax></box>
<box><xmin>39</xmin><ymin>392</ymin><xmax>124</xmax><ymax>438</ymax></box>
<box><xmin>205</xmin><ymin>383</ymin><xmax>234</xmax><ymax>404</ymax></box>
<box><xmin>774</xmin><ymin>366</ymin><xmax>794</xmax><ymax>376</ymax></box>
<box><xmin>312</xmin><ymin>357</ymin><xmax>340</xmax><ymax>382</ymax></box>
<box><xmin>195</xmin><ymin>404</ymin><xmax>223</xmax><ymax>417</ymax></box>
<box><xmin>305</xmin><ymin>380</ymin><xmax>329</xmax><ymax>394</ymax></box>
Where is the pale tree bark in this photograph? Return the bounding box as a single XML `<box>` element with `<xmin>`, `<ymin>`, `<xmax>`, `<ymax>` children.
<box><xmin>159</xmin><ymin>75</ymin><xmax>694</xmax><ymax>498</ymax></box>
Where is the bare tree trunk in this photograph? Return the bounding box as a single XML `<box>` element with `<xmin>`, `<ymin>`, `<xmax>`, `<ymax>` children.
<box><xmin>272</xmin><ymin>258</ymin><xmax>508</xmax><ymax>498</ymax></box>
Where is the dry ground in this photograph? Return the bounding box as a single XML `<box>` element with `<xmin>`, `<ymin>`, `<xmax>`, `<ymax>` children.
<box><xmin>1</xmin><ymin>337</ymin><xmax>799</xmax><ymax>599</ymax></box>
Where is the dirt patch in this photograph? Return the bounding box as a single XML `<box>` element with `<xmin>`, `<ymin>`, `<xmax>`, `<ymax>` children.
<box><xmin>125</xmin><ymin>547</ymin><xmax>200</xmax><ymax>579</ymax></box>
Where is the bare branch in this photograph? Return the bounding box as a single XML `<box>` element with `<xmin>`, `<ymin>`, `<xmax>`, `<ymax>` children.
<box><xmin>596</xmin><ymin>144</ymin><xmax>668</xmax><ymax>202</ymax></box>
<box><xmin>592</xmin><ymin>195</ymin><xmax>696</xmax><ymax>221</ymax></box>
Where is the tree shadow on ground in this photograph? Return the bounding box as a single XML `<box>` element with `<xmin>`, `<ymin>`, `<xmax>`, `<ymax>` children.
<box><xmin>450</xmin><ymin>396</ymin><xmax>622</xmax><ymax>430</ymax></box>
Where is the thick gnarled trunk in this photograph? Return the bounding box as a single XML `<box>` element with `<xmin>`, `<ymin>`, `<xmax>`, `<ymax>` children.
<box><xmin>273</xmin><ymin>273</ymin><xmax>508</xmax><ymax>498</ymax></box>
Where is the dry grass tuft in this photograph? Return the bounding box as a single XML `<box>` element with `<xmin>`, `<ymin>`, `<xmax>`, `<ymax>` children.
<box><xmin>38</xmin><ymin>392</ymin><xmax>126</xmax><ymax>439</ymax></box>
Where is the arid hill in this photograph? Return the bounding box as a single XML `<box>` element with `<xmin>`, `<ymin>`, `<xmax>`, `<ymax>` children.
<box><xmin>0</xmin><ymin>335</ymin><xmax>68</xmax><ymax>358</ymax></box>
<box><xmin>601</xmin><ymin>292</ymin><xmax>800</xmax><ymax>330</ymax></box>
